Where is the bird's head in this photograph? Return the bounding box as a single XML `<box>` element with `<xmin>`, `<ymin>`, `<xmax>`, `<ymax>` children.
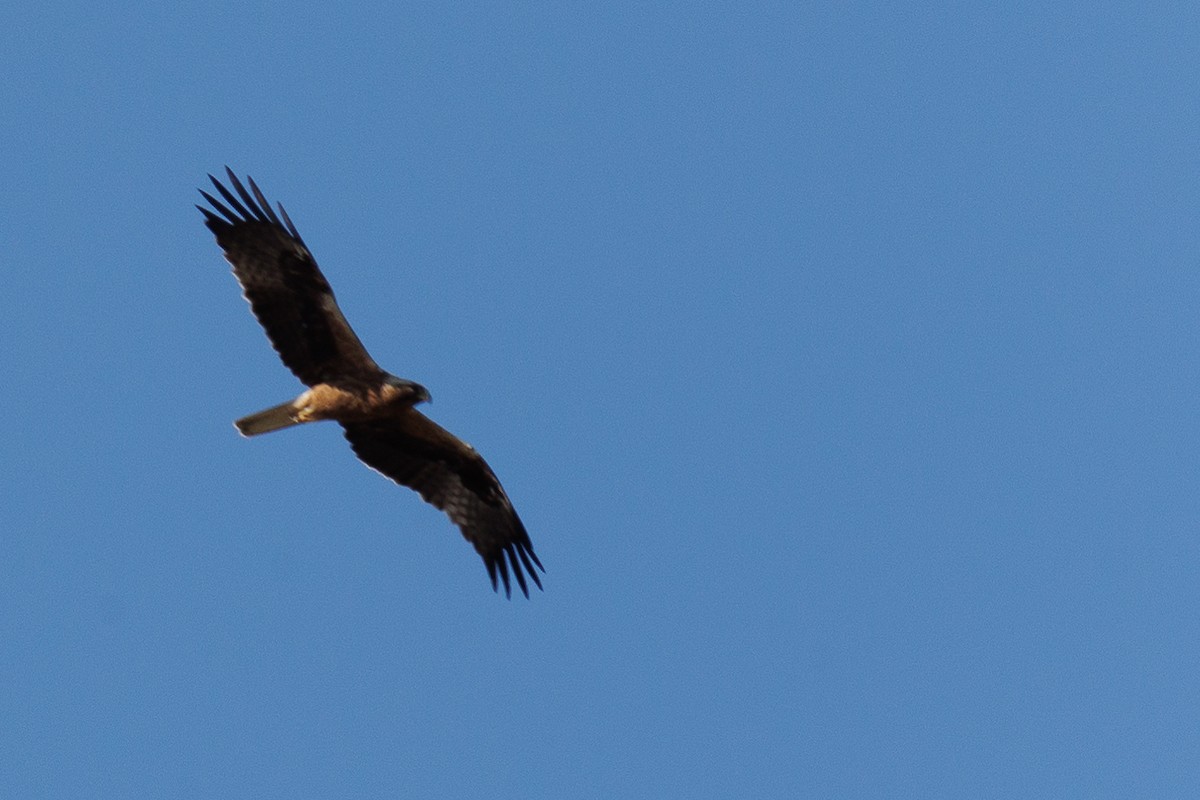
<box><xmin>384</xmin><ymin>375</ymin><xmax>431</xmax><ymax>406</ymax></box>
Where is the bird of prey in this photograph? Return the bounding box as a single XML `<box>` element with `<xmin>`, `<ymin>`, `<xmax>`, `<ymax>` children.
<box><xmin>197</xmin><ymin>168</ymin><xmax>543</xmax><ymax>598</ymax></box>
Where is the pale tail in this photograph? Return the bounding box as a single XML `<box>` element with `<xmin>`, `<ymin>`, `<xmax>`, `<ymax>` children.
<box><xmin>235</xmin><ymin>401</ymin><xmax>301</xmax><ymax>437</ymax></box>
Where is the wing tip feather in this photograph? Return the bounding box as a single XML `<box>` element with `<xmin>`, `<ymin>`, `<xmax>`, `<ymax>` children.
<box><xmin>224</xmin><ymin>168</ymin><xmax>269</xmax><ymax>223</ymax></box>
<box><xmin>199</xmin><ymin>169</ymin><xmax>308</xmax><ymax>250</ymax></box>
<box><xmin>484</xmin><ymin>538</ymin><xmax>544</xmax><ymax>600</ymax></box>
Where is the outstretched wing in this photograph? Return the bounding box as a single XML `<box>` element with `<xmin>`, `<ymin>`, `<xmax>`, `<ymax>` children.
<box><xmin>341</xmin><ymin>410</ymin><xmax>544</xmax><ymax>598</ymax></box>
<box><xmin>197</xmin><ymin>168</ymin><xmax>379</xmax><ymax>386</ymax></box>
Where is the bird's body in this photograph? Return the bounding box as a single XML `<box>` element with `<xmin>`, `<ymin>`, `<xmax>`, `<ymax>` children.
<box><xmin>235</xmin><ymin>375</ymin><xmax>430</xmax><ymax>434</ymax></box>
<box><xmin>197</xmin><ymin>169</ymin><xmax>543</xmax><ymax>597</ymax></box>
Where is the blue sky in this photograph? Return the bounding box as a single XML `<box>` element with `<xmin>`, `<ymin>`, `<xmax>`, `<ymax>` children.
<box><xmin>3</xmin><ymin>2</ymin><xmax>1199</xmax><ymax>797</ymax></box>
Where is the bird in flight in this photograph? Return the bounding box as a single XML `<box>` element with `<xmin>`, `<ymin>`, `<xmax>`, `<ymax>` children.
<box><xmin>197</xmin><ymin>168</ymin><xmax>543</xmax><ymax>597</ymax></box>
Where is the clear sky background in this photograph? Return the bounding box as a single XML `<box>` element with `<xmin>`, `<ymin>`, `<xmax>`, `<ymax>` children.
<box><xmin>3</xmin><ymin>3</ymin><xmax>1199</xmax><ymax>797</ymax></box>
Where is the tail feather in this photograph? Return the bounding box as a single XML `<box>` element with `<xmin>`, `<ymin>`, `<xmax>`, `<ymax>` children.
<box><xmin>235</xmin><ymin>401</ymin><xmax>301</xmax><ymax>437</ymax></box>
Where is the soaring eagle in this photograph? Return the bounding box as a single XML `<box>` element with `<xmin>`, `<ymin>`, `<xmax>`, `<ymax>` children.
<box><xmin>197</xmin><ymin>168</ymin><xmax>543</xmax><ymax>598</ymax></box>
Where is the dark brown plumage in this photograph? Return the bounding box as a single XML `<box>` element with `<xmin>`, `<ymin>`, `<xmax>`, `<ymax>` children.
<box><xmin>198</xmin><ymin>168</ymin><xmax>543</xmax><ymax>598</ymax></box>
